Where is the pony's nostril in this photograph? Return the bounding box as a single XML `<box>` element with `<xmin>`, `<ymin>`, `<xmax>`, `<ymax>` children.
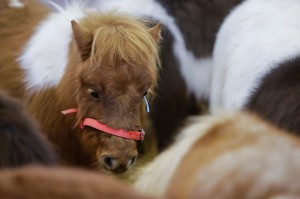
<box><xmin>101</xmin><ymin>155</ymin><xmax>137</xmax><ymax>173</ymax></box>
<box><xmin>128</xmin><ymin>155</ymin><xmax>138</xmax><ymax>167</ymax></box>
<box><xmin>102</xmin><ymin>156</ymin><xmax>117</xmax><ymax>170</ymax></box>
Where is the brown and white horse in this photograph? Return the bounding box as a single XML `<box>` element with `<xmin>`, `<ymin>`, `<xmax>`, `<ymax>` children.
<box><xmin>0</xmin><ymin>0</ymin><xmax>161</xmax><ymax>175</ymax></box>
<box><xmin>133</xmin><ymin>111</ymin><xmax>300</xmax><ymax>198</ymax></box>
<box><xmin>211</xmin><ymin>0</ymin><xmax>300</xmax><ymax>137</ymax></box>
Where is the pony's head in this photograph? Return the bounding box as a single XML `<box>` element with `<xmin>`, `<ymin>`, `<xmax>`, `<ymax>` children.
<box><xmin>67</xmin><ymin>12</ymin><xmax>161</xmax><ymax>174</ymax></box>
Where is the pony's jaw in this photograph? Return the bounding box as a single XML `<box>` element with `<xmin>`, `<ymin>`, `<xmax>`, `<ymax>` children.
<box><xmin>78</xmin><ymin>128</ymin><xmax>138</xmax><ymax>174</ymax></box>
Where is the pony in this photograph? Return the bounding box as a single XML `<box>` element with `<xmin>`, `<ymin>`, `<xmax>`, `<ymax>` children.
<box><xmin>0</xmin><ymin>166</ymin><xmax>160</xmax><ymax>199</ymax></box>
<box><xmin>132</xmin><ymin>111</ymin><xmax>300</xmax><ymax>198</ymax></box>
<box><xmin>210</xmin><ymin>0</ymin><xmax>300</xmax><ymax>135</ymax></box>
<box><xmin>0</xmin><ymin>0</ymin><xmax>161</xmax><ymax>175</ymax></box>
<box><xmin>0</xmin><ymin>91</ymin><xmax>56</xmax><ymax>168</ymax></box>
<box><xmin>95</xmin><ymin>0</ymin><xmax>241</xmax><ymax>151</ymax></box>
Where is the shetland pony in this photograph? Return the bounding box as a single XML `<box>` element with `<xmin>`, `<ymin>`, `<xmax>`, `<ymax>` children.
<box><xmin>0</xmin><ymin>167</ymin><xmax>159</xmax><ymax>199</ymax></box>
<box><xmin>96</xmin><ymin>0</ymin><xmax>240</xmax><ymax>151</ymax></box>
<box><xmin>0</xmin><ymin>91</ymin><xmax>56</xmax><ymax>168</ymax></box>
<box><xmin>210</xmin><ymin>0</ymin><xmax>300</xmax><ymax>135</ymax></box>
<box><xmin>0</xmin><ymin>0</ymin><xmax>161</xmax><ymax>174</ymax></box>
<box><xmin>133</xmin><ymin>112</ymin><xmax>300</xmax><ymax>198</ymax></box>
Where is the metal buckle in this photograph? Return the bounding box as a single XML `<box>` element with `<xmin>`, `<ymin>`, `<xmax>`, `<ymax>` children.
<box><xmin>80</xmin><ymin>120</ymin><xmax>84</xmax><ymax>129</ymax></box>
<box><xmin>140</xmin><ymin>129</ymin><xmax>145</xmax><ymax>141</ymax></box>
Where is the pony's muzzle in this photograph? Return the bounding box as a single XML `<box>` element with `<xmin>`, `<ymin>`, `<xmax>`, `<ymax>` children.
<box><xmin>101</xmin><ymin>154</ymin><xmax>138</xmax><ymax>174</ymax></box>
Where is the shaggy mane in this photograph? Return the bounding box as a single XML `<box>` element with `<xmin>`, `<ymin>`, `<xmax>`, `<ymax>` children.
<box><xmin>78</xmin><ymin>11</ymin><xmax>161</xmax><ymax>99</ymax></box>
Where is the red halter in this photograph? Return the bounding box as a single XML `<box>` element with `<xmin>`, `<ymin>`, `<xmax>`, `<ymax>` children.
<box><xmin>61</xmin><ymin>108</ymin><xmax>145</xmax><ymax>141</ymax></box>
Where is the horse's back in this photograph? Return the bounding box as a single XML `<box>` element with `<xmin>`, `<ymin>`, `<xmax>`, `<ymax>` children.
<box><xmin>0</xmin><ymin>0</ymin><xmax>49</xmax><ymax>99</ymax></box>
<box><xmin>166</xmin><ymin>112</ymin><xmax>300</xmax><ymax>199</ymax></box>
<box><xmin>210</xmin><ymin>0</ymin><xmax>300</xmax><ymax>113</ymax></box>
<box><xmin>133</xmin><ymin>111</ymin><xmax>300</xmax><ymax>198</ymax></box>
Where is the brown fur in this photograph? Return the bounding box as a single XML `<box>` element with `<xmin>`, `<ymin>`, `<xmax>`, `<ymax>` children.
<box><xmin>0</xmin><ymin>0</ymin><xmax>49</xmax><ymax>99</ymax></box>
<box><xmin>149</xmin><ymin>29</ymin><xmax>204</xmax><ymax>151</ymax></box>
<box><xmin>0</xmin><ymin>0</ymin><xmax>161</xmax><ymax>175</ymax></box>
<box><xmin>147</xmin><ymin>0</ymin><xmax>241</xmax><ymax>151</ymax></box>
<box><xmin>158</xmin><ymin>0</ymin><xmax>241</xmax><ymax>57</ymax></box>
<box><xmin>0</xmin><ymin>91</ymin><xmax>56</xmax><ymax>168</ymax></box>
<box><xmin>166</xmin><ymin>112</ymin><xmax>300</xmax><ymax>199</ymax></box>
<box><xmin>0</xmin><ymin>166</ymin><xmax>161</xmax><ymax>199</ymax></box>
<box><xmin>245</xmin><ymin>56</ymin><xmax>300</xmax><ymax>137</ymax></box>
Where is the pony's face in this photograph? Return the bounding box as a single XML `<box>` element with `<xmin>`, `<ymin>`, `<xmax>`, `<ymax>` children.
<box><xmin>70</xmin><ymin>14</ymin><xmax>161</xmax><ymax>174</ymax></box>
<box><xmin>78</xmin><ymin>61</ymin><xmax>152</xmax><ymax>130</ymax></box>
<box><xmin>75</xmin><ymin>60</ymin><xmax>153</xmax><ymax>173</ymax></box>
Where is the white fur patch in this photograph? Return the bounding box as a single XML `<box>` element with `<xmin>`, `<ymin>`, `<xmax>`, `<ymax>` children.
<box><xmin>97</xmin><ymin>0</ymin><xmax>212</xmax><ymax>100</ymax></box>
<box><xmin>210</xmin><ymin>0</ymin><xmax>300</xmax><ymax>113</ymax></box>
<box><xmin>18</xmin><ymin>2</ymin><xmax>84</xmax><ymax>91</ymax></box>
<box><xmin>8</xmin><ymin>0</ymin><xmax>24</xmax><ymax>8</ymax></box>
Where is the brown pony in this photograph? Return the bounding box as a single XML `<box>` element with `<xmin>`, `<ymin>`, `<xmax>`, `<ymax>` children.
<box><xmin>0</xmin><ymin>0</ymin><xmax>161</xmax><ymax>175</ymax></box>
<box><xmin>133</xmin><ymin>112</ymin><xmax>300</xmax><ymax>198</ymax></box>
<box><xmin>0</xmin><ymin>91</ymin><xmax>56</xmax><ymax>168</ymax></box>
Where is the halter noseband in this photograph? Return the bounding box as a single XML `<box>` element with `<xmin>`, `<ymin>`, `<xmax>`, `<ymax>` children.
<box><xmin>61</xmin><ymin>108</ymin><xmax>145</xmax><ymax>141</ymax></box>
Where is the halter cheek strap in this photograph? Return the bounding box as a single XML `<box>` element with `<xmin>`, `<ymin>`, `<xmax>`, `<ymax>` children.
<box><xmin>61</xmin><ymin>109</ymin><xmax>145</xmax><ymax>141</ymax></box>
<box><xmin>81</xmin><ymin>118</ymin><xmax>145</xmax><ymax>141</ymax></box>
<box><xmin>61</xmin><ymin>108</ymin><xmax>78</xmax><ymax>115</ymax></box>
<box><xmin>143</xmin><ymin>96</ymin><xmax>150</xmax><ymax>113</ymax></box>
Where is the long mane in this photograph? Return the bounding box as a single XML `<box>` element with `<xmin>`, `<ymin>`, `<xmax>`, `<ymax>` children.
<box><xmin>78</xmin><ymin>11</ymin><xmax>161</xmax><ymax>99</ymax></box>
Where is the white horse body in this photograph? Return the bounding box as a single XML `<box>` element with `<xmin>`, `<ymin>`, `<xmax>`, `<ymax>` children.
<box><xmin>210</xmin><ymin>0</ymin><xmax>300</xmax><ymax>113</ymax></box>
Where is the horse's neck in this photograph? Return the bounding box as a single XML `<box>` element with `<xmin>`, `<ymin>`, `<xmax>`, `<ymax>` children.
<box><xmin>24</xmin><ymin>51</ymin><xmax>82</xmax><ymax>165</ymax></box>
<box><xmin>0</xmin><ymin>1</ymin><xmax>49</xmax><ymax>100</ymax></box>
<box><xmin>31</xmin><ymin>100</ymin><xmax>83</xmax><ymax>166</ymax></box>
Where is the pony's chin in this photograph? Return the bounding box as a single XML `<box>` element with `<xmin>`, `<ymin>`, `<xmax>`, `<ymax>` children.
<box><xmin>95</xmin><ymin>166</ymin><xmax>128</xmax><ymax>177</ymax></box>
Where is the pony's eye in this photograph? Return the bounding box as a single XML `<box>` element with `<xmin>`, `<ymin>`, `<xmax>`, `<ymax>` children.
<box><xmin>87</xmin><ymin>88</ymin><xmax>99</xmax><ymax>100</ymax></box>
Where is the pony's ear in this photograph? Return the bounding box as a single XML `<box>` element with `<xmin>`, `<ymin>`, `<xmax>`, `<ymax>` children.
<box><xmin>71</xmin><ymin>20</ymin><xmax>93</xmax><ymax>61</ymax></box>
<box><xmin>148</xmin><ymin>23</ymin><xmax>161</xmax><ymax>43</ymax></box>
